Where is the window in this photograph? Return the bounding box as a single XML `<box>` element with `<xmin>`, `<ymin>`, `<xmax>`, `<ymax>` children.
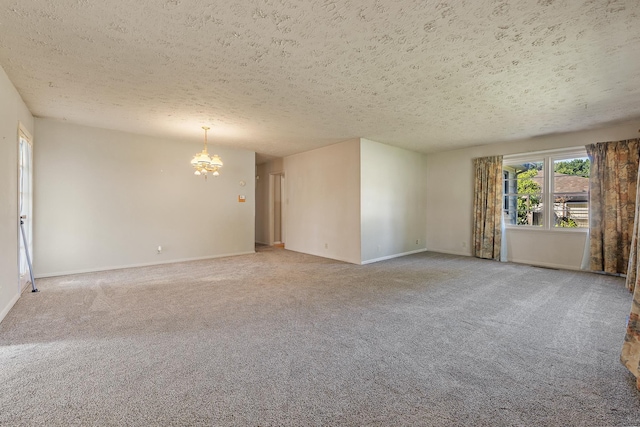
<box><xmin>503</xmin><ymin>149</ymin><xmax>590</xmax><ymax>229</ymax></box>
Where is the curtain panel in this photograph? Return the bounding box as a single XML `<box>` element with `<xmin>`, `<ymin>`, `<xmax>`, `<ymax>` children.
<box><xmin>627</xmin><ymin>164</ymin><xmax>640</xmax><ymax>294</ymax></box>
<box><xmin>586</xmin><ymin>139</ymin><xmax>640</xmax><ymax>275</ymax></box>
<box><xmin>472</xmin><ymin>155</ymin><xmax>503</xmax><ymax>260</ymax></box>
<box><xmin>622</xmin><ymin>145</ymin><xmax>640</xmax><ymax>388</ymax></box>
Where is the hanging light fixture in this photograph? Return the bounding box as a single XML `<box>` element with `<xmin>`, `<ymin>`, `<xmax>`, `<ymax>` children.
<box><xmin>191</xmin><ymin>126</ymin><xmax>223</xmax><ymax>178</ymax></box>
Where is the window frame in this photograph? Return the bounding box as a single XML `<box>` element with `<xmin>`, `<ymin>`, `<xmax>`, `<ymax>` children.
<box><xmin>503</xmin><ymin>147</ymin><xmax>589</xmax><ymax>232</ymax></box>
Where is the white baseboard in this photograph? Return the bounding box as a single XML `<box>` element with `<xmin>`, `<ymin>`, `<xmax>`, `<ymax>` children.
<box><xmin>21</xmin><ymin>279</ymin><xmax>34</xmax><ymax>293</ymax></box>
<box><xmin>427</xmin><ymin>250</ymin><xmax>582</xmax><ymax>271</ymax></box>
<box><xmin>283</xmin><ymin>248</ymin><xmax>360</xmax><ymax>265</ymax></box>
<box><xmin>361</xmin><ymin>248</ymin><xmax>428</xmax><ymax>265</ymax></box>
<box><xmin>507</xmin><ymin>258</ymin><xmax>583</xmax><ymax>271</ymax></box>
<box><xmin>427</xmin><ymin>248</ymin><xmax>472</xmax><ymax>257</ymax></box>
<box><xmin>0</xmin><ymin>292</ymin><xmax>20</xmax><ymax>325</ymax></box>
<box><xmin>35</xmin><ymin>251</ymin><xmax>257</xmax><ymax>278</ymax></box>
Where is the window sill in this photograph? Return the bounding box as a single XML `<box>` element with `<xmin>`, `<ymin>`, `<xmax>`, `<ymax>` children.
<box><xmin>504</xmin><ymin>226</ymin><xmax>588</xmax><ymax>234</ymax></box>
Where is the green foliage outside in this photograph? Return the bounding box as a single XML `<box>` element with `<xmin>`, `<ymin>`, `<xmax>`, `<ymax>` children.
<box><xmin>556</xmin><ymin>217</ymin><xmax>577</xmax><ymax>228</ymax></box>
<box><xmin>517</xmin><ymin>168</ymin><xmax>541</xmax><ymax>225</ymax></box>
<box><xmin>554</xmin><ymin>158</ymin><xmax>590</xmax><ymax>178</ymax></box>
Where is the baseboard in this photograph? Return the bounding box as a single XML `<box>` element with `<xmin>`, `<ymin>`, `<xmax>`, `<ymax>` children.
<box><xmin>425</xmin><ymin>251</ymin><xmax>584</xmax><ymax>272</ymax></box>
<box><xmin>507</xmin><ymin>258</ymin><xmax>583</xmax><ymax>271</ymax></box>
<box><xmin>361</xmin><ymin>248</ymin><xmax>428</xmax><ymax>265</ymax></box>
<box><xmin>283</xmin><ymin>248</ymin><xmax>360</xmax><ymax>265</ymax></box>
<box><xmin>427</xmin><ymin>248</ymin><xmax>472</xmax><ymax>257</ymax></box>
<box><xmin>0</xmin><ymin>292</ymin><xmax>20</xmax><ymax>325</ymax></box>
<box><xmin>21</xmin><ymin>279</ymin><xmax>34</xmax><ymax>293</ymax></box>
<box><xmin>36</xmin><ymin>251</ymin><xmax>257</xmax><ymax>278</ymax></box>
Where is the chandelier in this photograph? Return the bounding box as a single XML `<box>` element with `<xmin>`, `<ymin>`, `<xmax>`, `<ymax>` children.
<box><xmin>191</xmin><ymin>126</ymin><xmax>223</xmax><ymax>178</ymax></box>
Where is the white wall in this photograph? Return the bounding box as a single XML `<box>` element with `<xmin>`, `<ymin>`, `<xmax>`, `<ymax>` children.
<box><xmin>255</xmin><ymin>158</ymin><xmax>283</xmax><ymax>245</ymax></box>
<box><xmin>426</xmin><ymin>120</ymin><xmax>640</xmax><ymax>270</ymax></box>
<box><xmin>34</xmin><ymin>119</ymin><xmax>255</xmax><ymax>276</ymax></box>
<box><xmin>0</xmin><ymin>66</ymin><xmax>34</xmax><ymax>323</ymax></box>
<box><xmin>284</xmin><ymin>139</ymin><xmax>361</xmax><ymax>264</ymax></box>
<box><xmin>360</xmin><ymin>139</ymin><xmax>427</xmax><ymax>263</ymax></box>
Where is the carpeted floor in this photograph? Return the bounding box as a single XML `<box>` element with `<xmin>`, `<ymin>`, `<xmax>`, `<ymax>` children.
<box><xmin>1</xmin><ymin>246</ymin><xmax>639</xmax><ymax>426</ymax></box>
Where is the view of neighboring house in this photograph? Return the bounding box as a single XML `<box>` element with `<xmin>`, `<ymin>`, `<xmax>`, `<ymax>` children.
<box><xmin>552</xmin><ymin>171</ymin><xmax>589</xmax><ymax>227</ymax></box>
<box><xmin>503</xmin><ymin>161</ymin><xmax>590</xmax><ymax>228</ymax></box>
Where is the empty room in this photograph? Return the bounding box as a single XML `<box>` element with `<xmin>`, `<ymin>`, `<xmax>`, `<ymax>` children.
<box><xmin>2</xmin><ymin>0</ymin><xmax>640</xmax><ymax>425</ymax></box>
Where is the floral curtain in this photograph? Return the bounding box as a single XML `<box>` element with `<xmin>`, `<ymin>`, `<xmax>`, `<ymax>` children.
<box><xmin>472</xmin><ymin>155</ymin><xmax>503</xmax><ymax>260</ymax></box>
<box><xmin>627</xmin><ymin>171</ymin><xmax>640</xmax><ymax>294</ymax></box>
<box><xmin>586</xmin><ymin>139</ymin><xmax>640</xmax><ymax>274</ymax></box>
<box><xmin>622</xmin><ymin>153</ymin><xmax>640</xmax><ymax>388</ymax></box>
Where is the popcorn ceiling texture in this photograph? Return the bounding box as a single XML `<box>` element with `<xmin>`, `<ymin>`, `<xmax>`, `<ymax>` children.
<box><xmin>0</xmin><ymin>0</ymin><xmax>639</xmax><ymax>157</ymax></box>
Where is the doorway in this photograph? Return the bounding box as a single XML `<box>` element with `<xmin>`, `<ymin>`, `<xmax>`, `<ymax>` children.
<box><xmin>18</xmin><ymin>125</ymin><xmax>33</xmax><ymax>291</ymax></box>
<box><xmin>270</xmin><ymin>172</ymin><xmax>285</xmax><ymax>247</ymax></box>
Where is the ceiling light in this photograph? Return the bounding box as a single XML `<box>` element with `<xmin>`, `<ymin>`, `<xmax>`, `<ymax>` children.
<box><xmin>191</xmin><ymin>126</ymin><xmax>223</xmax><ymax>179</ymax></box>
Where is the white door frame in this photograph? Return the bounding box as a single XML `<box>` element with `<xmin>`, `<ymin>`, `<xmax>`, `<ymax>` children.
<box><xmin>268</xmin><ymin>172</ymin><xmax>285</xmax><ymax>246</ymax></box>
<box><xmin>17</xmin><ymin>123</ymin><xmax>33</xmax><ymax>292</ymax></box>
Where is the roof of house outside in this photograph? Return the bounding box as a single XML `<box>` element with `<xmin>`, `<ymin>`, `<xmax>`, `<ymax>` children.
<box><xmin>536</xmin><ymin>169</ymin><xmax>589</xmax><ymax>200</ymax></box>
<box><xmin>554</xmin><ymin>173</ymin><xmax>589</xmax><ymax>195</ymax></box>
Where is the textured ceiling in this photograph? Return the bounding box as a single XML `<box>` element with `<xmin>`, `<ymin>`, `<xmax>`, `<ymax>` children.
<box><xmin>1</xmin><ymin>0</ymin><xmax>639</xmax><ymax>159</ymax></box>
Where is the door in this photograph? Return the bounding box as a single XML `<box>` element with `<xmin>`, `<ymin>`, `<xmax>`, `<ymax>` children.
<box><xmin>18</xmin><ymin>126</ymin><xmax>33</xmax><ymax>291</ymax></box>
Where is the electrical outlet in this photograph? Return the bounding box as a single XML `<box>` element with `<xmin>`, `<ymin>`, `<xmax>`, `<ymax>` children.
<box><xmin>157</xmin><ymin>245</ymin><xmax>162</xmax><ymax>254</ymax></box>
<box><xmin>324</xmin><ymin>243</ymin><xmax>328</xmax><ymax>249</ymax></box>
<box><xmin>416</xmin><ymin>239</ymin><xmax>420</xmax><ymax>245</ymax></box>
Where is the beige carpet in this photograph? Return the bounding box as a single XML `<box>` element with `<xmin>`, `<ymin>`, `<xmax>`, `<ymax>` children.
<box><xmin>1</xmin><ymin>246</ymin><xmax>639</xmax><ymax>426</ymax></box>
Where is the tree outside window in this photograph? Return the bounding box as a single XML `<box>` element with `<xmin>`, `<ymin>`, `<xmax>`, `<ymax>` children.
<box><xmin>504</xmin><ymin>161</ymin><xmax>543</xmax><ymax>226</ymax></box>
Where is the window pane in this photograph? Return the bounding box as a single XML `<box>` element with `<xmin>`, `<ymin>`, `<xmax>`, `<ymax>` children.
<box><xmin>553</xmin><ymin>158</ymin><xmax>590</xmax><ymax>228</ymax></box>
<box><xmin>503</xmin><ymin>195</ymin><xmax>518</xmax><ymax>224</ymax></box>
<box><xmin>518</xmin><ymin>194</ymin><xmax>544</xmax><ymax>226</ymax></box>
<box><xmin>503</xmin><ymin>161</ymin><xmax>544</xmax><ymax>226</ymax></box>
